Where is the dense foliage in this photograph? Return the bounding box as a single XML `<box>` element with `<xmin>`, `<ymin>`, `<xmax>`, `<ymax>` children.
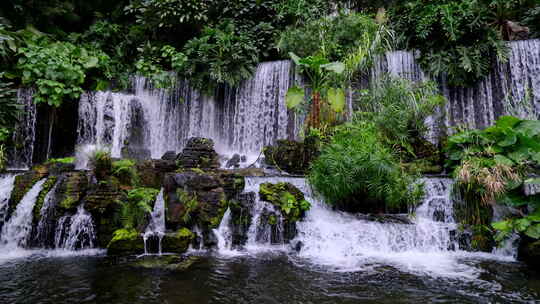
<box><xmin>356</xmin><ymin>76</ymin><xmax>445</xmax><ymax>158</ymax></box>
<box><xmin>309</xmin><ymin>120</ymin><xmax>423</xmax><ymax>211</ymax></box>
<box><xmin>390</xmin><ymin>0</ymin><xmax>538</xmax><ymax>86</ymax></box>
<box><xmin>116</xmin><ymin>187</ymin><xmax>159</xmax><ymax>230</ymax></box>
<box><xmin>445</xmin><ymin>116</ymin><xmax>540</xmax><ymax>235</ymax></box>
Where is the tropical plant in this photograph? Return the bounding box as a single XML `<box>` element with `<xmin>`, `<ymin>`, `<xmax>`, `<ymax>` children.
<box><xmin>177</xmin><ymin>189</ymin><xmax>199</xmax><ymax>225</ymax></box>
<box><xmin>356</xmin><ymin>76</ymin><xmax>445</xmax><ymax>157</ymax></box>
<box><xmin>446</xmin><ymin>116</ymin><xmax>540</xmax><ymax>226</ymax></box>
<box><xmin>182</xmin><ymin>20</ymin><xmax>259</xmax><ymax>89</ymax></box>
<box><xmin>112</xmin><ymin>159</ymin><xmax>139</xmax><ymax>187</ymax></box>
<box><xmin>309</xmin><ymin>121</ymin><xmax>423</xmax><ymax>211</ymax></box>
<box><xmin>523</xmin><ymin>5</ymin><xmax>540</xmax><ymax>38</ymax></box>
<box><xmin>89</xmin><ymin>149</ymin><xmax>112</xmax><ymax>180</ymax></box>
<box><xmin>117</xmin><ymin>187</ymin><xmax>159</xmax><ymax>230</ymax></box>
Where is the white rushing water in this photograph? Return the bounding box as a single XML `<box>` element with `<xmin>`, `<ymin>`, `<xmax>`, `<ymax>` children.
<box><xmin>143</xmin><ymin>189</ymin><xmax>166</xmax><ymax>255</ymax></box>
<box><xmin>214</xmin><ymin>176</ymin><xmax>516</xmax><ymax>278</ymax></box>
<box><xmin>35</xmin><ymin>180</ymin><xmax>61</xmax><ymax>246</ymax></box>
<box><xmin>76</xmin><ymin>61</ymin><xmax>298</xmax><ymax>165</ymax></box>
<box><xmin>0</xmin><ymin>179</ymin><xmax>46</xmax><ymax>250</ymax></box>
<box><xmin>57</xmin><ymin>205</ymin><xmax>96</xmax><ymax>250</ymax></box>
<box><xmin>7</xmin><ymin>89</ymin><xmax>37</xmax><ymax>170</ymax></box>
<box><xmin>213</xmin><ymin>208</ymin><xmax>235</xmax><ymax>255</ymax></box>
<box><xmin>0</xmin><ymin>174</ymin><xmax>17</xmax><ymax>225</ymax></box>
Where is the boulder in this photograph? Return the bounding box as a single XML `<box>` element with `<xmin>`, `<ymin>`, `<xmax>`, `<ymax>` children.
<box><xmin>161</xmin><ymin>151</ymin><xmax>177</xmax><ymax>161</ymax></box>
<box><xmin>130</xmin><ymin>255</ymin><xmax>200</xmax><ymax>271</ymax></box>
<box><xmin>263</xmin><ymin>137</ymin><xmax>319</xmax><ymax>175</ymax></box>
<box><xmin>162</xmin><ymin>228</ymin><xmax>194</xmax><ymax>253</ymax></box>
<box><xmin>230</xmin><ymin>192</ymin><xmax>255</xmax><ymax>245</ymax></box>
<box><xmin>177</xmin><ymin>137</ymin><xmax>220</xmax><ymax>169</ymax></box>
<box><xmin>107</xmin><ymin>228</ymin><xmax>144</xmax><ymax>256</ymax></box>
<box><xmin>136</xmin><ymin>159</ymin><xmax>177</xmax><ymax>189</ymax></box>
<box><xmin>225</xmin><ymin>154</ymin><xmax>241</xmax><ymax>168</ymax></box>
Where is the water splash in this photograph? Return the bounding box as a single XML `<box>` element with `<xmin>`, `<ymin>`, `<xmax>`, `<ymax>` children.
<box><xmin>0</xmin><ymin>179</ymin><xmax>46</xmax><ymax>249</ymax></box>
<box><xmin>213</xmin><ymin>208</ymin><xmax>235</xmax><ymax>254</ymax></box>
<box><xmin>143</xmin><ymin>189</ymin><xmax>165</xmax><ymax>255</ymax></box>
<box><xmin>55</xmin><ymin>205</ymin><xmax>96</xmax><ymax>250</ymax></box>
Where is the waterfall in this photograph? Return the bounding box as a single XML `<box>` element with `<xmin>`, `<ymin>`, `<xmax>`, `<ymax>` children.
<box><xmin>55</xmin><ymin>205</ymin><xmax>96</xmax><ymax>250</ymax></box>
<box><xmin>370</xmin><ymin>39</ymin><xmax>540</xmax><ymax>141</ymax></box>
<box><xmin>213</xmin><ymin>208</ymin><xmax>234</xmax><ymax>253</ymax></box>
<box><xmin>34</xmin><ymin>180</ymin><xmax>61</xmax><ymax>247</ymax></box>
<box><xmin>76</xmin><ymin>61</ymin><xmax>298</xmax><ymax>164</ymax></box>
<box><xmin>0</xmin><ymin>179</ymin><xmax>46</xmax><ymax>249</ymax></box>
<box><xmin>0</xmin><ymin>174</ymin><xmax>17</xmax><ymax>227</ymax></box>
<box><xmin>7</xmin><ymin>89</ymin><xmax>37</xmax><ymax>169</ymax></box>
<box><xmin>143</xmin><ymin>189</ymin><xmax>165</xmax><ymax>255</ymax></box>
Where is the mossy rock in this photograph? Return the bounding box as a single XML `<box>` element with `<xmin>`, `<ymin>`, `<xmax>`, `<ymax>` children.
<box><xmin>8</xmin><ymin>170</ymin><xmax>48</xmax><ymax>217</ymax></box>
<box><xmin>162</xmin><ymin>228</ymin><xmax>194</xmax><ymax>253</ymax></box>
<box><xmin>56</xmin><ymin>171</ymin><xmax>90</xmax><ymax>212</ymax></box>
<box><xmin>32</xmin><ymin>176</ymin><xmax>58</xmax><ymax>222</ymax></box>
<box><xmin>259</xmin><ymin>182</ymin><xmax>310</xmax><ymax>222</ymax></box>
<box><xmin>130</xmin><ymin>255</ymin><xmax>200</xmax><ymax>271</ymax></box>
<box><xmin>263</xmin><ymin>138</ymin><xmax>319</xmax><ymax>175</ymax></box>
<box><xmin>107</xmin><ymin>228</ymin><xmax>144</xmax><ymax>256</ymax></box>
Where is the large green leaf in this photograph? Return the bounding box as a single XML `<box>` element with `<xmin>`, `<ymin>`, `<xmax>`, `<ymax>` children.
<box><xmin>525</xmin><ymin>224</ymin><xmax>540</xmax><ymax>239</ymax></box>
<box><xmin>497</xmin><ymin>130</ymin><xmax>517</xmax><ymax>147</ymax></box>
<box><xmin>494</xmin><ymin>155</ymin><xmax>514</xmax><ymax>166</ymax></box>
<box><xmin>515</xmin><ymin>218</ymin><xmax>531</xmax><ymax>232</ymax></box>
<box><xmin>83</xmin><ymin>56</ymin><xmax>99</xmax><ymax>69</ymax></box>
<box><xmin>327</xmin><ymin>87</ymin><xmax>345</xmax><ymax>113</ymax></box>
<box><xmin>285</xmin><ymin>86</ymin><xmax>304</xmax><ymax>109</ymax></box>
<box><xmin>321</xmin><ymin>62</ymin><xmax>345</xmax><ymax>74</ymax></box>
<box><xmin>492</xmin><ymin>220</ymin><xmax>512</xmax><ymax>232</ymax></box>
<box><xmin>496</xmin><ymin>115</ymin><xmax>521</xmax><ymax>129</ymax></box>
<box><xmin>516</xmin><ymin>120</ymin><xmax>540</xmax><ymax>137</ymax></box>
<box><xmin>508</xmin><ymin>149</ymin><xmax>529</xmax><ymax>163</ymax></box>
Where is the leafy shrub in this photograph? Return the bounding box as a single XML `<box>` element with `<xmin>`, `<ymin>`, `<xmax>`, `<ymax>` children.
<box><xmin>89</xmin><ymin>150</ymin><xmax>112</xmax><ymax>180</ymax></box>
<box><xmin>45</xmin><ymin>157</ymin><xmax>75</xmax><ymax>164</ymax></box>
<box><xmin>259</xmin><ymin>182</ymin><xmax>311</xmax><ymax>222</ymax></box>
<box><xmin>278</xmin><ymin>12</ymin><xmax>389</xmax><ymax>63</ymax></box>
<box><xmin>16</xmin><ymin>40</ymin><xmax>111</xmax><ymax>106</ymax></box>
<box><xmin>177</xmin><ymin>189</ymin><xmax>199</xmax><ymax>225</ymax></box>
<box><xmin>309</xmin><ymin>121</ymin><xmax>423</xmax><ymax>212</ymax></box>
<box><xmin>112</xmin><ymin>159</ymin><xmax>139</xmax><ymax>187</ymax></box>
<box><xmin>446</xmin><ymin>116</ymin><xmax>540</xmax><ymax>225</ymax></box>
<box><xmin>390</xmin><ymin>0</ymin><xmax>508</xmax><ymax>86</ymax></box>
<box><xmin>524</xmin><ymin>5</ymin><xmax>540</xmax><ymax>38</ymax></box>
<box><xmin>117</xmin><ymin>187</ymin><xmax>159</xmax><ymax>230</ymax></box>
<box><xmin>182</xmin><ymin>20</ymin><xmax>259</xmax><ymax>89</ymax></box>
<box><xmin>356</xmin><ymin>76</ymin><xmax>445</xmax><ymax>157</ymax></box>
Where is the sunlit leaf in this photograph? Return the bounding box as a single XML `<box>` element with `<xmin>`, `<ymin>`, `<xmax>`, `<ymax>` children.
<box><xmin>327</xmin><ymin>87</ymin><xmax>345</xmax><ymax>113</ymax></box>
<box><xmin>285</xmin><ymin>86</ymin><xmax>304</xmax><ymax>109</ymax></box>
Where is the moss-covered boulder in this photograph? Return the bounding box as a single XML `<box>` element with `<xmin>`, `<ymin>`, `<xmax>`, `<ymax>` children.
<box><xmin>32</xmin><ymin>176</ymin><xmax>58</xmax><ymax>223</ymax></box>
<box><xmin>263</xmin><ymin>137</ymin><xmax>319</xmax><ymax>175</ymax></box>
<box><xmin>229</xmin><ymin>192</ymin><xmax>255</xmax><ymax>245</ymax></box>
<box><xmin>55</xmin><ymin>171</ymin><xmax>90</xmax><ymax>212</ymax></box>
<box><xmin>162</xmin><ymin>228</ymin><xmax>194</xmax><ymax>253</ymax></box>
<box><xmin>7</xmin><ymin>170</ymin><xmax>48</xmax><ymax>218</ymax></box>
<box><xmin>130</xmin><ymin>255</ymin><xmax>200</xmax><ymax>271</ymax></box>
<box><xmin>136</xmin><ymin>159</ymin><xmax>177</xmax><ymax>188</ymax></box>
<box><xmin>107</xmin><ymin>228</ymin><xmax>144</xmax><ymax>256</ymax></box>
<box><xmin>259</xmin><ymin>182</ymin><xmax>310</xmax><ymax>222</ymax></box>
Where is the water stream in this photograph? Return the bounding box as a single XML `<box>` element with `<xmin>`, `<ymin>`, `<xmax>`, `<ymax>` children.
<box><xmin>143</xmin><ymin>189</ymin><xmax>166</xmax><ymax>255</ymax></box>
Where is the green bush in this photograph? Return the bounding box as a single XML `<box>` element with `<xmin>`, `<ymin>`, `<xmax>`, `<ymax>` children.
<box><xmin>390</xmin><ymin>0</ymin><xmax>508</xmax><ymax>86</ymax></box>
<box><xmin>309</xmin><ymin>121</ymin><xmax>423</xmax><ymax>211</ymax></box>
<box><xmin>112</xmin><ymin>159</ymin><xmax>139</xmax><ymax>187</ymax></box>
<box><xmin>356</xmin><ymin>76</ymin><xmax>445</xmax><ymax>157</ymax></box>
<box><xmin>116</xmin><ymin>187</ymin><xmax>159</xmax><ymax>230</ymax></box>
<box><xmin>89</xmin><ymin>150</ymin><xmax>112</xmax><ymax>180</ymax></box>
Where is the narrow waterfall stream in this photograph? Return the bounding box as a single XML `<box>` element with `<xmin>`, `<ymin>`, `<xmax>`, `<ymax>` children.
<box><xmin>0</xmin><ymin>179</ymin><xmax>46</xmax><ymax>250</ymax></box>
<box><xmin>143</xmin><ymin>189</ymin><xmax>166</xmax><ymax>255</ymax></box>
<box><xmin>0</xmin><ymin>174</ymin><xmax>17</xmax><ymax>226</ymax></box>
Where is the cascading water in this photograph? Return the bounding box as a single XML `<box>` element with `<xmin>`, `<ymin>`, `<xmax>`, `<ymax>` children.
<box><xmin>34</xmin><ymin>180</ymin><xmax>61</xmax><ymax>247</ymax></box>
<box><xmin>7</xmin><ymin>89</ymin><xmax>37</xmax><ymax>170</ymax></box>
<box><xmin>0</xmin><ymin>179</ymin><xmax>46</xmax><ymax>250</ymax></box>
<box><xmin>213</xmin><ymin>208</ymin><xmax>234</xmax><ymax>254</ymax></box>
<box><xmin>76</xmin><ymin>61</ymin><xmax>299</xmax><ymax>165</ymax></box>
<box><xmin>55</xmin><ymin>204</ymin><xmax>96</xmax><ymax>250</ymax></box>
<box><xmin>143</xmin><ymin>189</ymin><xmax>166</xmax><ymax>255</ymax></box>
<box><xmin>0</xmin><ymin>174</ymin><xmax>17</xmax><ymax>227</ymax></box>
<box><xmin>370</xmin><ymin>39</ymin><xmax>540</xmax><ymax>142</ymax></box>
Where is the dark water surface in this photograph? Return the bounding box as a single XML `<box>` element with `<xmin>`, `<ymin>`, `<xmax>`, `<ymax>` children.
<box><xmin>0</xmin><ymin>251</ymin><xmax>539</xmax><ymax>304</ymax></box>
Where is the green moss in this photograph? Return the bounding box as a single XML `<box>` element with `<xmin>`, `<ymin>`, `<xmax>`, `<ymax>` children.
<box><xmin>33</xmin><ymin>176</ymin><xmax>58</xmax><ymax>221</ymax></box>
<box><xmin>190</xmin><ymin>168</ymin><xmax>205</xmax><ymax>174</ymax></box>
<box><xmin>107</xmin><ymin>228</ymin><xmax>144</xmax><ymax>256</ymax></box>
<box><xmin>112</xmin><ymin>159</ymin><xmax>139</xmax><ymax>186</ymax></box>
<box><xmin>259</xmin><ymin>182</ymin><xmax>310</xmax><ymax>222</ymax></box>
<box><xmin>46</xmin><ymin>157</ymin><xmax>75</xmax><ymax>164</ymax></box>
<box><xmin>176</xmin><ymin>227</ymin><xmax>193</xmax><ymax>239</ymax></box>
<box><xmin>59</xmin><ymin>196</ymin><xmax>78</xmax><ymax>210</ymax></box>
<box><xmin>110</xmin><ymin>228</ymin><xmax>139</xmax><ymax>243</ymax></box>
<box><xmin>268</xmin><ymin>214</ymin><xmax>277</xmax><ymax>226</ymax></box>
